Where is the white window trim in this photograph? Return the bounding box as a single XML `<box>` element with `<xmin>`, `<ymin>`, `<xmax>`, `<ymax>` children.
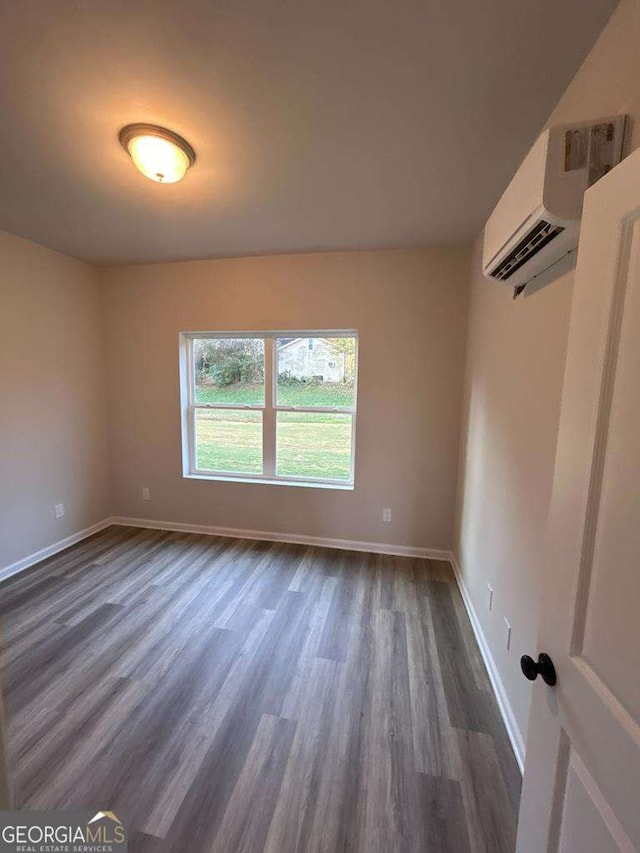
<box><xmin>179</xmin><ymin>330</ymin><xmax>358</xmax><ymax>489</ymax></box>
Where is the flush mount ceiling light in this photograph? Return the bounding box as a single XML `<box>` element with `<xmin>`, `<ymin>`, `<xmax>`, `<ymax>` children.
<box><xmin>119</xmin><ymin>123</ymin><xmax>196</xmax><ymax>183</ymax></box>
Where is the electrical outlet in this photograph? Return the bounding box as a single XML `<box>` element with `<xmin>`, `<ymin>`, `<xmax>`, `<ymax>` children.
<box><xmin>142</xmin><ymin>487</ymin><xmax>151</xmax><ymax>501</ymax></box>
<box><xmin>54</xmin><ymin>503</ymin><xmax>65</xmax><ymax>520</ymax></box>
<box><xmin>486</xmin><ymin>583</ymin><xmax>494</xmax><ymax>612</ymax></box>
<box><xmin>382</xmin><ymin>508</ymin><xmax>392</xmax><ymax>523</ymax></box>
<box><xmin>504</xmin><ymin>617</ymin><xmax>512</xmax><ymax>651</ymax></box>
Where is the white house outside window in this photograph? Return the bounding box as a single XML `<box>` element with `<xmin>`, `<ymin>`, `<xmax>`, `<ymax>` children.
<box><xmin>180</xmin><ymin>331</ymin><xmax>358</xmax><ymax>488</ymax></box>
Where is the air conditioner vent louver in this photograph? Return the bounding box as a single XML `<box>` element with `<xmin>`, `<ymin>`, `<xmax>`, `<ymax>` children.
<box><xmin>489</xmin><ymin>220</ymin><xmax>565</xmax><ymax>282</ymax></box>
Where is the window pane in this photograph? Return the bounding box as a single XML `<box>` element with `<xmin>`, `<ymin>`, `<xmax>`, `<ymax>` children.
<box><xmin>276</xmin><ymin>412</ymin><xmax>352</xmax><ymax>481</ymax></box>
<box><xmin>194</xmin><ymin>338</ymin><xmax>265</xmax><ymax>405</ymax></box>
<box><xmin>195</xmin><ymin>409</ymin><xmax>262</xmax><ymax>474</ymax></box>
<box><xmin>276</xmin><ymin>336</ymin><xmax>356</xmax><ymax>407</ymax></box>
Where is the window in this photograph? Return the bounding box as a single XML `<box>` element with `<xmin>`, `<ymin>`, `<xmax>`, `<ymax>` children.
<box><xmin>180</xmin><ymin>331</ymin><xmax>358</xmax><ymax>488</ymax></box>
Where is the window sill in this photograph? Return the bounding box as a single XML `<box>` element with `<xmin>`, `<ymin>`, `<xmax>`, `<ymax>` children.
<box><xmin>184</xmin><ymin>473</ymin><xmax>355</xmax><ymax>491</ymax></box>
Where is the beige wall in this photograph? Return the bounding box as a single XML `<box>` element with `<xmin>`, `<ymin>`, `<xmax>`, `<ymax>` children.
<box><xmin>453</xmin><ymin>0</ymin><xmax>640</xmax><ymax>752</ymax></box>
<box><xmin>0</xmin><ymin>230</ymin><xmax>111</xmax><ymax>572</ymax></box>
<box><xmin>102</xmin><ymin>247</ymin><xmax>470</xmax><ymax>551</ymax></box>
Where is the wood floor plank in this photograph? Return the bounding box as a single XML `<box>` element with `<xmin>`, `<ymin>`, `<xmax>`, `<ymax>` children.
<box><xmin>404</xmin><ymin>593</ymin><xmax>457</xmax><ymax>779</ymax></box>
<box><xmin>211</xmin><ymin>713</ymin><xmax>297</xmax><ymax>853</ymax></box>
<box><xmin>302</xmin><ymin>555</ymin><xmax>376</xmax><ymax>851</ymax></box>
<box><xmin>454</xmin><ymin>728</ymin><xmax>518</xmax><ymax>853</ymax></box>
<box><xmin>0</xmin><ymin>525</ymin><xmax>521</xmax><ymax>851</ymax></box>
<box><xmin>316</xmin><ymin>549</ymin><xmax>361</xmax><ymax>662</ymax></box>
<box><xmin>17</xmin><ymin>676</ymin><xmax>146</xmax><ymax>809</ymax></box>
<box><xmin>425</xmin><ymin>580</ymin><xmax>492</xmax><ymax>733</ymax></box>
<box><xmin>128</xmin><ymin>829</ymin><xmax>164</xmax><ymax>853</ymax></box>
<box><xmin>418</xmin><ymin>773</ymin><xmax>473</xmax><ymax>853</ymax></box>
<box><xmin>279</xmin><ymin>575</ymin><xmax>338</xmax><ymax>721</ymax></box>
<box><xmin>141</xmin><ymin>608</ymin><xmax>277</xmax><ymax>838</ymax></box>
<box><xmin>263</xmin><ymin>656</ymin><xmax>341</xmax><ymax>853</ymax></box>
<box><xmin>360</xmin><ymin>606</ymin><xmax>422</xmax><ymax>852</ymax></box>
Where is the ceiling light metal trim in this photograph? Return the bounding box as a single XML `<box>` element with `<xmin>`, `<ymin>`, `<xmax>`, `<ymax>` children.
<box><xmin>118</xmin><ymin>123</ymin><xmax>196</xmax><ymax>168</ymax></box>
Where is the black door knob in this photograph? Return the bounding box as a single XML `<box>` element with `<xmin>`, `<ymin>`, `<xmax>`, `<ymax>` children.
<box><xmin>520</xmin><ymin>653</ymin><xmax>557</xmax><ymax>686</ymax></box>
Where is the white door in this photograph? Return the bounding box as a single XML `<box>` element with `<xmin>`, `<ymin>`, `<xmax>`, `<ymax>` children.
<box><xmin>516</xmin><ymin>143</ymin><xmax>640</xmax><ymax>853</ymax></box>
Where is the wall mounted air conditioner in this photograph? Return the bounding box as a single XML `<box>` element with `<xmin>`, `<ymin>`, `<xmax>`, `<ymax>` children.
<box><xmin>482</xmin><ymin>116</ymin><xmax>626</xmax><ymax>292</ymax></box>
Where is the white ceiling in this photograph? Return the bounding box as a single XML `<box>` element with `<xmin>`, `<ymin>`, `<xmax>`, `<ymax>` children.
<box><xmin>0</xmin><ymin>0</ymin><xmax>618</xmax><ymax>265</ymax></box>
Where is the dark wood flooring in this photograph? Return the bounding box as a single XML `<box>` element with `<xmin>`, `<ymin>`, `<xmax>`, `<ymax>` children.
<box><xmin>0</xmin><ymin>525</ymin><xmax>520</xmax><ymax>852</ymax></box>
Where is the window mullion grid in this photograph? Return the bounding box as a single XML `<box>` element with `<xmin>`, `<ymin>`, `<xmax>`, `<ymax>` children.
<box><xmin>274</xmin><ymin>406</ymin><xmax>355</xmax><ymax>415</ymax></box>
<box><xmin>263</xmin><ymin>336</ymin><xmax>276</xmax><ymax>477</ymax></box>
<box><xmin>186</xmin><ymin>332</ymin><xmax>356</xmax><ymax>484</ymax></box>
<box><xmin>187</xmin><ymin>338</ymin><xmax>197</xmax><ymax>474</ymax></box>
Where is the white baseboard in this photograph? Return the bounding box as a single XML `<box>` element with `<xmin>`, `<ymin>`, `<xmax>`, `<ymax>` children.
<box><xmin>450</xmin><ymin>553</ymin><xmax>525</xmax><ymax>773</ymax></box>
<box><xmin>110</xmin><ymin>515</ymin><xmax>450</xmax><ymax>561</ymax></box>
<box><xmin>0</xmin><ymin>518</ymin><xmax>115</xmax><ymax>584</ymax></box>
